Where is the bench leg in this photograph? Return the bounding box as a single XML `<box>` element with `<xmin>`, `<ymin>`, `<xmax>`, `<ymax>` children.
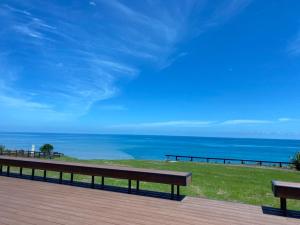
<box><xmin>177</xmin><ymin>185</ymin><xmax>180</xmax><ymax>197</ymax></box>
<box><xmin>280</xmin><ymin>198</ymin><xmax>287</xmax><ymax>211</ymax></box>
<box><xmin>101</xmin><ymin>176</ymin><xmax>104</xmax><ymax>188</ymax></box>
<box><xmin>91</xmin><ymin>176</ymin><xmax>95</xmax><ymax>188</ymax></box>
<box><xmin>44</xmin><ymin>170</ymin><xmax>47</xmax><ymax>181</ymax></box>
<box><xmin>128</xmin><ymin>179</ymin><xmax>132</xmax><ymax>193</ymax></box>
<box><xmin>7</xmin><ymin>166</ymin><xmax>10</xmax><ymax>176</ymax></box>
<box><xmin>31</xmin><ymin>169</ymin><xmax>35</xmax><ymax>180</ymax></box>
<box><xmin>136</xmin><ymin>180</ymin><xmax>140</xmax><ymax>192</ymax></box>
<box><xmin>70</xmin><ymin>173</ymin><xmax>74</xmax><ymax>184</ymax></box>
<box><xmin>171</xmin><ymin>184</ymin><xmax>174</xmax><ymax>199</ymax></box>
<box><xmin>59</xmin><ymin>172</ymin><xmax>63</xmax><ymax>184</ymax></box>
<box><xmin>0</xmin><ymin>165</ymin><xmax>2</xmax><ymax>173</ymax></box>
<box><xmin>20</xmin><ymin>167</ymin><xmax>23</xmax><ymax>176</ymax></box>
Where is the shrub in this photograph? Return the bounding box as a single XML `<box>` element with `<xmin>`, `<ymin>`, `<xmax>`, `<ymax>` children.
<box><xmin>0</xmin><ymin>145</ymin><xmax>5</xmax><ymax>152</ymax></box>
<box><xmin>39</xmin><ymin>144</ymin><xmax>54</xmax><ymax>156</ymax></box>
<box><xmin>291</xmin><ymin>152</ymin><xmax>300</xmax><ymax>170</ymax></box>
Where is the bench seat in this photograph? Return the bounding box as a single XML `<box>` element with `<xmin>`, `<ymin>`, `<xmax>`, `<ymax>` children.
<box><xmin>272</xmin><ymin>180</ymin><xmax>300</xmax><ymax>210</ymax></box>
<box><xmin>0</xmin><ymin>156</ymin><xmax>192</xmax><ymax>198</ymax></box>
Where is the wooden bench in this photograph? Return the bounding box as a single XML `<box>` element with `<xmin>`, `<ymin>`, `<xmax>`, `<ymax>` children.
<box><xmin>0</xmin><ymin>156</ymin><xmax>192</xmax><ymax>198</ymax></box>
<box><xmin>272</xmin><ymin>180</ymin><xmax>300</xmax><ymax>210</ymax></box>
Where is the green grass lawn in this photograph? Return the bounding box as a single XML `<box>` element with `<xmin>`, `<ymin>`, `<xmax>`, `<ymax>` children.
<box><xmin>5</xmin><ymin>156</ymin><xmax>300</xmax><ymax>210</ymax></box>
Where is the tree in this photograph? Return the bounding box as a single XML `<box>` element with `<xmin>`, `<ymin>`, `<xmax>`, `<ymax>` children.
<box><xmin>40</xmin><ymin>144</ymin><xmax>54</xmax><ymax>156</ymax></box>
<box><xmin>291</xmin><ymin>152</ymin><xmax>300</xmax><ymax>171</ymax></box>
<box><xmin>0</xmin><ymin>145</ymin><xmax>5</xmax><ymax>153</ymax></box>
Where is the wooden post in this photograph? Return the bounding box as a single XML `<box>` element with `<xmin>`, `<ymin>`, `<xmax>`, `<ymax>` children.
<box><xmin>0</xmin><ymin>165</ymin><xmax>2</xmax><ymax>173</ymax></box>
<box><xmin>7</xmin><ymin>166</ymin><xmax>10</xmax><ymax>176</ymax></box>
<box><xmin>43</xmin><ymin>170</ymin><xmax>47</xmax><ymax>180</ymax></box>
<box><xmin>171</xmin><ymin>184</ymin><xmax>174</xmax><ymax>199</ymax></box>
<box><xmin>20</xmin><ymin>167</ymin><xmax>23</xmax><ymax>176</ymax></box>
<box><xmin>280</xmin><ymin>198</ymin><xmax>287</xmax><ymax>211</ymax></box>
<box><xmin>31</xmin><ymin>169</ymin><xmax>35</xmax><ymax>180</ymax></box>
<box><xmin>59</xmin><ymin>172</ymin><xmax>63</xmax><ymax>184</ymax></box>
<box><xmin>128</xmin><ymin>179</ymin><xmax>132</xmax><ymax>193</ymax></box>
<box><xmin>136</xmin><ymin>180</ymin><xmax>140</xmax><ymax>191</ymax></box>
<box><xmin>177</xmin><ymin>185</ymin><xmax>180</xmax><ymax>197</ymax></box>
<box><xmin>91</xmin><ymin>176</ymin><xmax>95</xmax><ymax>188</ymax></box>
<box><xmin>101</xmin><ymin>176</ymin><xmax>104</xmax><ymax>187</ymax></box>
<box><xmin>70</xmin><ymin>173</ymin><xmax>74</xmax><ymax>184</ymax></box>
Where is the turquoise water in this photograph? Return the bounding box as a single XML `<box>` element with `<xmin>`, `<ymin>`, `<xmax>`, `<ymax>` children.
<box><xmin>0</xmin><ymin>132</ymin><xmax>299</xmax><ymax>161</ymax></box>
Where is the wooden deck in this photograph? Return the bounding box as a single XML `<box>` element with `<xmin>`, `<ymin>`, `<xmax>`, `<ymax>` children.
<box><xmin>0</xmin><ymin>176</ymin><xmax>299</xmax><ymax>225</ymax></box>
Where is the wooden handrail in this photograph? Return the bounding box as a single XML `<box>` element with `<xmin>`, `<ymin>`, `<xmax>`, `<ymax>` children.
<box><xmin>165</xmin><ymin>154</ymin><xmax>293</xmax><ymax>168</ymax></box>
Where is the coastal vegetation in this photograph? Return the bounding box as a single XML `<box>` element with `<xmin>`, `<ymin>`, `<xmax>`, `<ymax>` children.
<box><xmin>39</xmin><ymin>144</ymin><xmax>54</xmax><ymax>156</ymax></box>
<box><xmin>4</xmin><ymin>156</ymin><xmax>300</xmax><ymax>210</ymax></box>
<box><xmin>0</xmin><ymin>145</ymin><xmax>5</xmax><ymax>152</ymax></box>
<box><xmin>292</xmin><ymin>152</ymin><xmax>300</xmax><ymax>170</ymax></box>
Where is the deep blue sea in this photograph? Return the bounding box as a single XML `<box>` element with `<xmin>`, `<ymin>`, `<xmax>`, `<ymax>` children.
<box><xmin>0</xmin><ymin>132</ymin><xmax>299</xmax><ymax>161</ymax></box>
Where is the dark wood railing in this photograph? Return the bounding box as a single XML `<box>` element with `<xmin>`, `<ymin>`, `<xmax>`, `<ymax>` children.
<box><xmin>165</xmin><ymin>154</ymin><xmax>294</xmax><ymax>168</ymax></box>
<box><xmin>0</xmin><ymin>149</ymin><xmax>63</xmax><ymax>159</ymax></box>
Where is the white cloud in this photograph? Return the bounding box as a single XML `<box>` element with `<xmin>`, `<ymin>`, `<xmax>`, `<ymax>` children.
<box><xmin>221</xmin><ymin>119</ymin><xmax>272</xmax><ymax>125</ymax></box>
<box><xmin>278</xmin><ymin>118</ymin><xmax>292</xmax><ymax>122</ymax></box>
<box><xmin>111</xmin><ymin>120</ymin><xmax>215</xmax><ymax>128</ymax></box>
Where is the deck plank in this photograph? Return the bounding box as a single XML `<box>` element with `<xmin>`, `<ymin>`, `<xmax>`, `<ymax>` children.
<box><xmin>0</xmin><ymin>176</ymin><xmax>299</xmax><ymax>225</ymax></box>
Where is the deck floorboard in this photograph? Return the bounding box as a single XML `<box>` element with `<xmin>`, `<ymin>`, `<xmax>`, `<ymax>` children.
<box><xmin>0</xmin><ymin>176</ymin><xmax>299</xmax><ymax>225</ymax></box>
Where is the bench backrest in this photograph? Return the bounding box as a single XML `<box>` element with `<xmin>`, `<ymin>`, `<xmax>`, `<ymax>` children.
<box><xmin>0</xmin><ymin>156</ymin><xmax>192</xmax><ymax>186</ymax></box>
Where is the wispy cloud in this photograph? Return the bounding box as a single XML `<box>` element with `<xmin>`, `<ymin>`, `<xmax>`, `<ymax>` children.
<box><xmin>287</xmin><ymin>32</ymin><xmax>300</xmax><ymax>56</ymax></box>
<box><xmin>98</xmin><ymin>104</ymin><xmax>127</xmax><ymax>111</ymax></box>
<box><xmin>111</xmin><ymin>117</ymin><xmax>296</xmax><ymax>129</ymax></box>
<box><xmin>221</xmin><ymin>119</ymin><xmax>272</xmax><ymax>125</ymax></box>
<box><xmin>111</xmin><ymin>120</ymin><xmax>215</xmax><ymax>128</ymax></box>
<box><xmin>202</xmin><ymin>0</ymin><xmax>252</xmax><ymax>29</ymax></box>
<box><xmin>0</xmin><ymin>0</ymin><xmax>252</xmax><ymax>120</ymax></box>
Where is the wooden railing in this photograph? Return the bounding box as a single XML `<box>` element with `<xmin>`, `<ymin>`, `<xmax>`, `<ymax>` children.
<box><xmin>165</xmin><ymin>154</ymin><xmax>294</xmax><ymax>168</ymax></box>
<box><xmin>0</xmin><ymin>149</ymin><xmax>63</xmax><ymax>159</ymax></box>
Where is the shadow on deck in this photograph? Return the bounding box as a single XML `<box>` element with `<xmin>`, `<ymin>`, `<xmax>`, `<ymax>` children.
<box><xmin>262</xmin><ymin>206</ymin><xmax>300</xmax><ymax>219</ymax></box>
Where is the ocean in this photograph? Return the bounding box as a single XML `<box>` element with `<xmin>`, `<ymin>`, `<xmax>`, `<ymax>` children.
<box><xmin>0</xmin><ymin>132</ymin><xmax>299</xmax><ymax>161</ymax></box>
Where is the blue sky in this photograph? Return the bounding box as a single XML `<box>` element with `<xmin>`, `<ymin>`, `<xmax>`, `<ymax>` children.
<box><xmin>0</xmin><ymin>0</ymin><xmax>300</xmax><ymax>139</ymax></box>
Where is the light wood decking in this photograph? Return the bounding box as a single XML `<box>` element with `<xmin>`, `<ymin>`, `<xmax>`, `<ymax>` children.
<box><xmin>0</xmin><ymin>176</ymin><xmax>299</xmax><ymax>225</ymax></box>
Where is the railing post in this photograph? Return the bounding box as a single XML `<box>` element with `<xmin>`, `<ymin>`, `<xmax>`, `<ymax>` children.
<box><xmin>190</xmin><ymin>157</ymin><xmax>193</xmax><ymax>162</ymax></box>
<box><xmin>136</xmin><ymin>180</ymin><xmax>140</xmax><ymax>191</ymax></box>
<box><xmin>279</xmin><ymin>162</ymin><xmax>282</xmax><ymax>168</ymax></box>
<box><xmin>177</xmin><ymin>185</ymin><xmax>180</xmax><ymax>197</ymax></box>
<box><xmin>0</xmin><ymin>165</ymin><xmax>2</xmax><ymax>173</ymax></box>
<box><xmin>20</xmin><ymin>167</ymin><xmax>23</xmax><ymax>176</ymax></box>
<box><xmin>175</xmin><ymin>156</ymin><xmax>178</xmax><ymax>161</ymax></box>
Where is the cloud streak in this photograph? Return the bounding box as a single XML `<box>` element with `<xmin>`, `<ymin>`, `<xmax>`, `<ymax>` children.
<box><xmin>0</xmin><ymin>0</ymin><xmax>253</xmax><ymax>120</ymax></box>
<box><xmin>111</xmin><ymin>117</ymin><xmax>295</xmax><ymax>129</ymax></box>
